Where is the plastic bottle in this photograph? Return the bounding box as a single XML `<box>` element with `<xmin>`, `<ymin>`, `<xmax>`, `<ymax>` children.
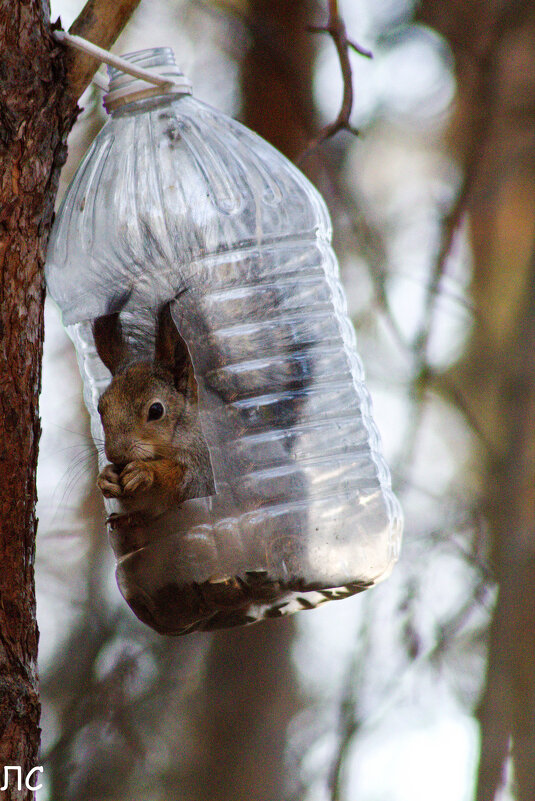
<box><xmin>45</xmin><ymin>47</ymin><xmax>402</xmax><ymax>635</ymax></box>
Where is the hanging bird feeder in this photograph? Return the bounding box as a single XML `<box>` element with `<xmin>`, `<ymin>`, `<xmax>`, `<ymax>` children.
<box><xmin>45</xmin><ymin>39</ymin><xmax>402</xmax><ymax>635</ymax></box>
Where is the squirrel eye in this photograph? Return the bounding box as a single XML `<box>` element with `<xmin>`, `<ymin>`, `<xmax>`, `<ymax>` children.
<box><xmin>147</xmin><ymin>401</ymin><xmax>165</xmax><ymax>421</ymax></box>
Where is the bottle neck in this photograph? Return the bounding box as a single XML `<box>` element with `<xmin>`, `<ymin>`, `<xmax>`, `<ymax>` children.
<box><xmin>103</xmin><ymin>47</ymin><xmax>192</xmax><ymax>113</ymax></box>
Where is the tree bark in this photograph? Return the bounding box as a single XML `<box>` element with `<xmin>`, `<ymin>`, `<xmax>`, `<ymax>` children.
<box><xmin>240</xmin><ymin>0</ymin><xmax>317</xmax><ymax>161</ymax></box>
<box><xmin>0</xmin><ymin>6</ymin><xmax>70</xmax><ymax>797</ymax></box>
<box><xmin>0</xmin><ymin>2</ymin><xmax>139</xmax><ymax>797</ymax></box>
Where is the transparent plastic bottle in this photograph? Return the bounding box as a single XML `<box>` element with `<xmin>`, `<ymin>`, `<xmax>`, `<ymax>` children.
<box><xmin>45</xmin><ymin>48</ymin><xmax>402</xmax><ymax>635</ymax></box>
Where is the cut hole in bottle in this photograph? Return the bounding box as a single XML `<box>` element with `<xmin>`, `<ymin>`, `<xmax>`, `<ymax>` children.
<box><xmin>92</xmin><ymin>299</ymin><xmax>217</xmax><ymax>524</ymax></box>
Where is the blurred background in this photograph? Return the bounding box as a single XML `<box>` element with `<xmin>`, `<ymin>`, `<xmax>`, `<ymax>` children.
<box><xmin>37</xmin><ymin>1</ymin><xmax>535</xmax><ymax>799</ymax></box>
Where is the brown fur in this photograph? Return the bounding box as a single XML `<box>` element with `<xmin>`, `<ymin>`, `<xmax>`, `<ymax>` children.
<box><xmin>93</xmin><ymin>302</ymin><xmax>214</xmax><ymax>518</ymax></box>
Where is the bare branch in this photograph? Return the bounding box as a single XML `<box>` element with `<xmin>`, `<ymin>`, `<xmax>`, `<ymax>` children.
<box><xmin>327</xmin><ymin>606</ymin><xmax>371</xmax><ymax>801</ymax></box>
<box><xmin>320</xmin><ymin>159</ymin><xmax>410</xmax><ymax>353</ymax></box>
<box><xmin>299</xmin><ymin>0</ymin><xmax>372</xmax><ymax>162</ymax></box>
<box><xmin>59</xmin><ymin>0</ymin><xmax>143</xmax><ymax>102</ymax></box>
<box><xmin>395</xmin><ymin>0</ymin><xmax>535</xmax><ymax>504</ymax></box>
<box><xmin>409</xmin><ymin>0</ymin><xmax>533</xmax><ymax>373</ymax></box>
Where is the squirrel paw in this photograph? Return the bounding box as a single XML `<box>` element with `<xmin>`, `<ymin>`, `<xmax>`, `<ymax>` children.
<box><xmin>121</xmin><ymin>460</ymin><xmax>156</xmax><ymax>495</ymax></box>
<box><xmin>97</xmin><ymin>464</ymin><xmax>123</xmax><ymax>498</ymax></box>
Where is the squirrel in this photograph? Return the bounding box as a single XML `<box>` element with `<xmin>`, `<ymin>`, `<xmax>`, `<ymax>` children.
<box><xmin>92</xmin><ymin>301</ymin><xmax>214</xmax><ymax>519</ymax></box>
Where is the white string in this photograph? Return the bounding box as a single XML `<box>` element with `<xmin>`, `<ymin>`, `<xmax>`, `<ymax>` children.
<box><xmin>53</xmin><ymin>30</ymin><xmax>175</xmax><ymax>90</ymax></box>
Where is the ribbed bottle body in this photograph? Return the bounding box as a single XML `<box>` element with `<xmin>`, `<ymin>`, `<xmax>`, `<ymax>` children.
<box><xmin>46</xmin><ymin>84</ymin><xmax>402</xmax><ymax>634</ymax></box>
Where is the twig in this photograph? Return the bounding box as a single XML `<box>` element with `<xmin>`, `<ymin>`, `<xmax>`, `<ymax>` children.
<box><xmin>327</xmin><ymin>604</ymin><xmax>371</xmax><ymax>801</ymax></box>
<box><xmin>430</xmin><ymin>576</ymin><xmax>492</xmax><ymax>662</ymax></box>
<box><xmin>409</xmin><ymin>1</ymin><xmax>517</xmax><ymax>382</ymax></box>
<box><xmin>396</xmin><ymin>2</ymin><xmax>526</xmax><ymax>488</ymax></box>
<box><xmin>320</xmin><ymin>159</ymin><xmax>409</xmax><ymax>352</ymax></box>
<box><xmin>56</xmin><ymin>0</ymin><xmax>143</xmax><ymax>102</ymax></box>
<box><xmin>299</xmin><ymin>0</ymin><xmax>372</xmax><ymax>161</ymax></box>
<box><xmin>393</xmin><ymin>153</ymin><xmax>490</xmax><ymax>481</ymax></box>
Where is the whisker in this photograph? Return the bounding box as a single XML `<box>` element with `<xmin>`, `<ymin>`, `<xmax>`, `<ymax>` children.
<box><xmin>45</xmin><ymin>422</ymin><xmax>94</xmax><ymax>439</ymax></box>
<box><xmin>40</xmin><ymin>442</ymin><xmax>97</xmax><ymax>461</ymax></box>
<box><xmin>48</xmin><ymin>450</ymin><xmax>101</xmax><ymax>520</ymax></box>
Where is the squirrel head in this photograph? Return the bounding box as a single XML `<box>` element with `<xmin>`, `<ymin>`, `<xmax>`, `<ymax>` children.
<box><xmin>93</xmin><ymin>302</ymin><xmax>198</xmax><ymax>468</ymax></box>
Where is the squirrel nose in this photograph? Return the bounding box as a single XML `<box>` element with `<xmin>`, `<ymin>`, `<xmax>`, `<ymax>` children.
<box><xmin>105</xmin><ymin>436</ymin><xmax>132</xmax><ymax>466</ymax></box>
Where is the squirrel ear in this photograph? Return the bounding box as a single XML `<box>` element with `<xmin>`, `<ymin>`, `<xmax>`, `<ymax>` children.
<box><xmin>155</xmin><ymin>302</ymin><xmax>196</xmax><ymax>397</ymax></box>
<box><xmin>92</xmin><ymin>312</ymin><xmax>130</xmax><ymax>375</ymax></box>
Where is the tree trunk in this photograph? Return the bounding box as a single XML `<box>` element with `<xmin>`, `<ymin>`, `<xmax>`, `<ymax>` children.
<box><xmin>241</xmin><ymin>0</ymin><xmax>317</xmax><ymax>161</ymax></box>
<box><xmin>0</xmin><ymin>5</ymin><xmax>73</xmax><ymax>797</ymax></box>
<box><xmin>0</xmin><ymin>2</ymin><xmax>138</xmax><ymax>797</ymax></box>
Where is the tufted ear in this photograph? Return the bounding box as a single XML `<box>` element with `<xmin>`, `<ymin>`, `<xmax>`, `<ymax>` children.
<box><xmin>92</xmin><ymin>312</ymin><xmax>130</xmax><ymax>375</ymax></box>
<box><xmin>154</xmin><ymin>302</ymin><xmax>196</xmax><ymax>399</ymax></box>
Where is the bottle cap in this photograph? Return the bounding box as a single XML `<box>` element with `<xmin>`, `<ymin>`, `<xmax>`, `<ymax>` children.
<box><xmin>104</xmin><ymin>47</ymin><xmax>192</xmax><ymax>112</ymax></box>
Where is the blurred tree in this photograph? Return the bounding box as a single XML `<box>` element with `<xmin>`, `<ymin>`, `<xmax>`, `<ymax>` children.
<box><xmin>241</xmin><ymin>0</ymin><xmax>316</xmax><ymax>158</ymax></box>
<box><xmin>418</xmin><ymin>2</ymin><xmax>535</xmax><ymax>798</ymax></box>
